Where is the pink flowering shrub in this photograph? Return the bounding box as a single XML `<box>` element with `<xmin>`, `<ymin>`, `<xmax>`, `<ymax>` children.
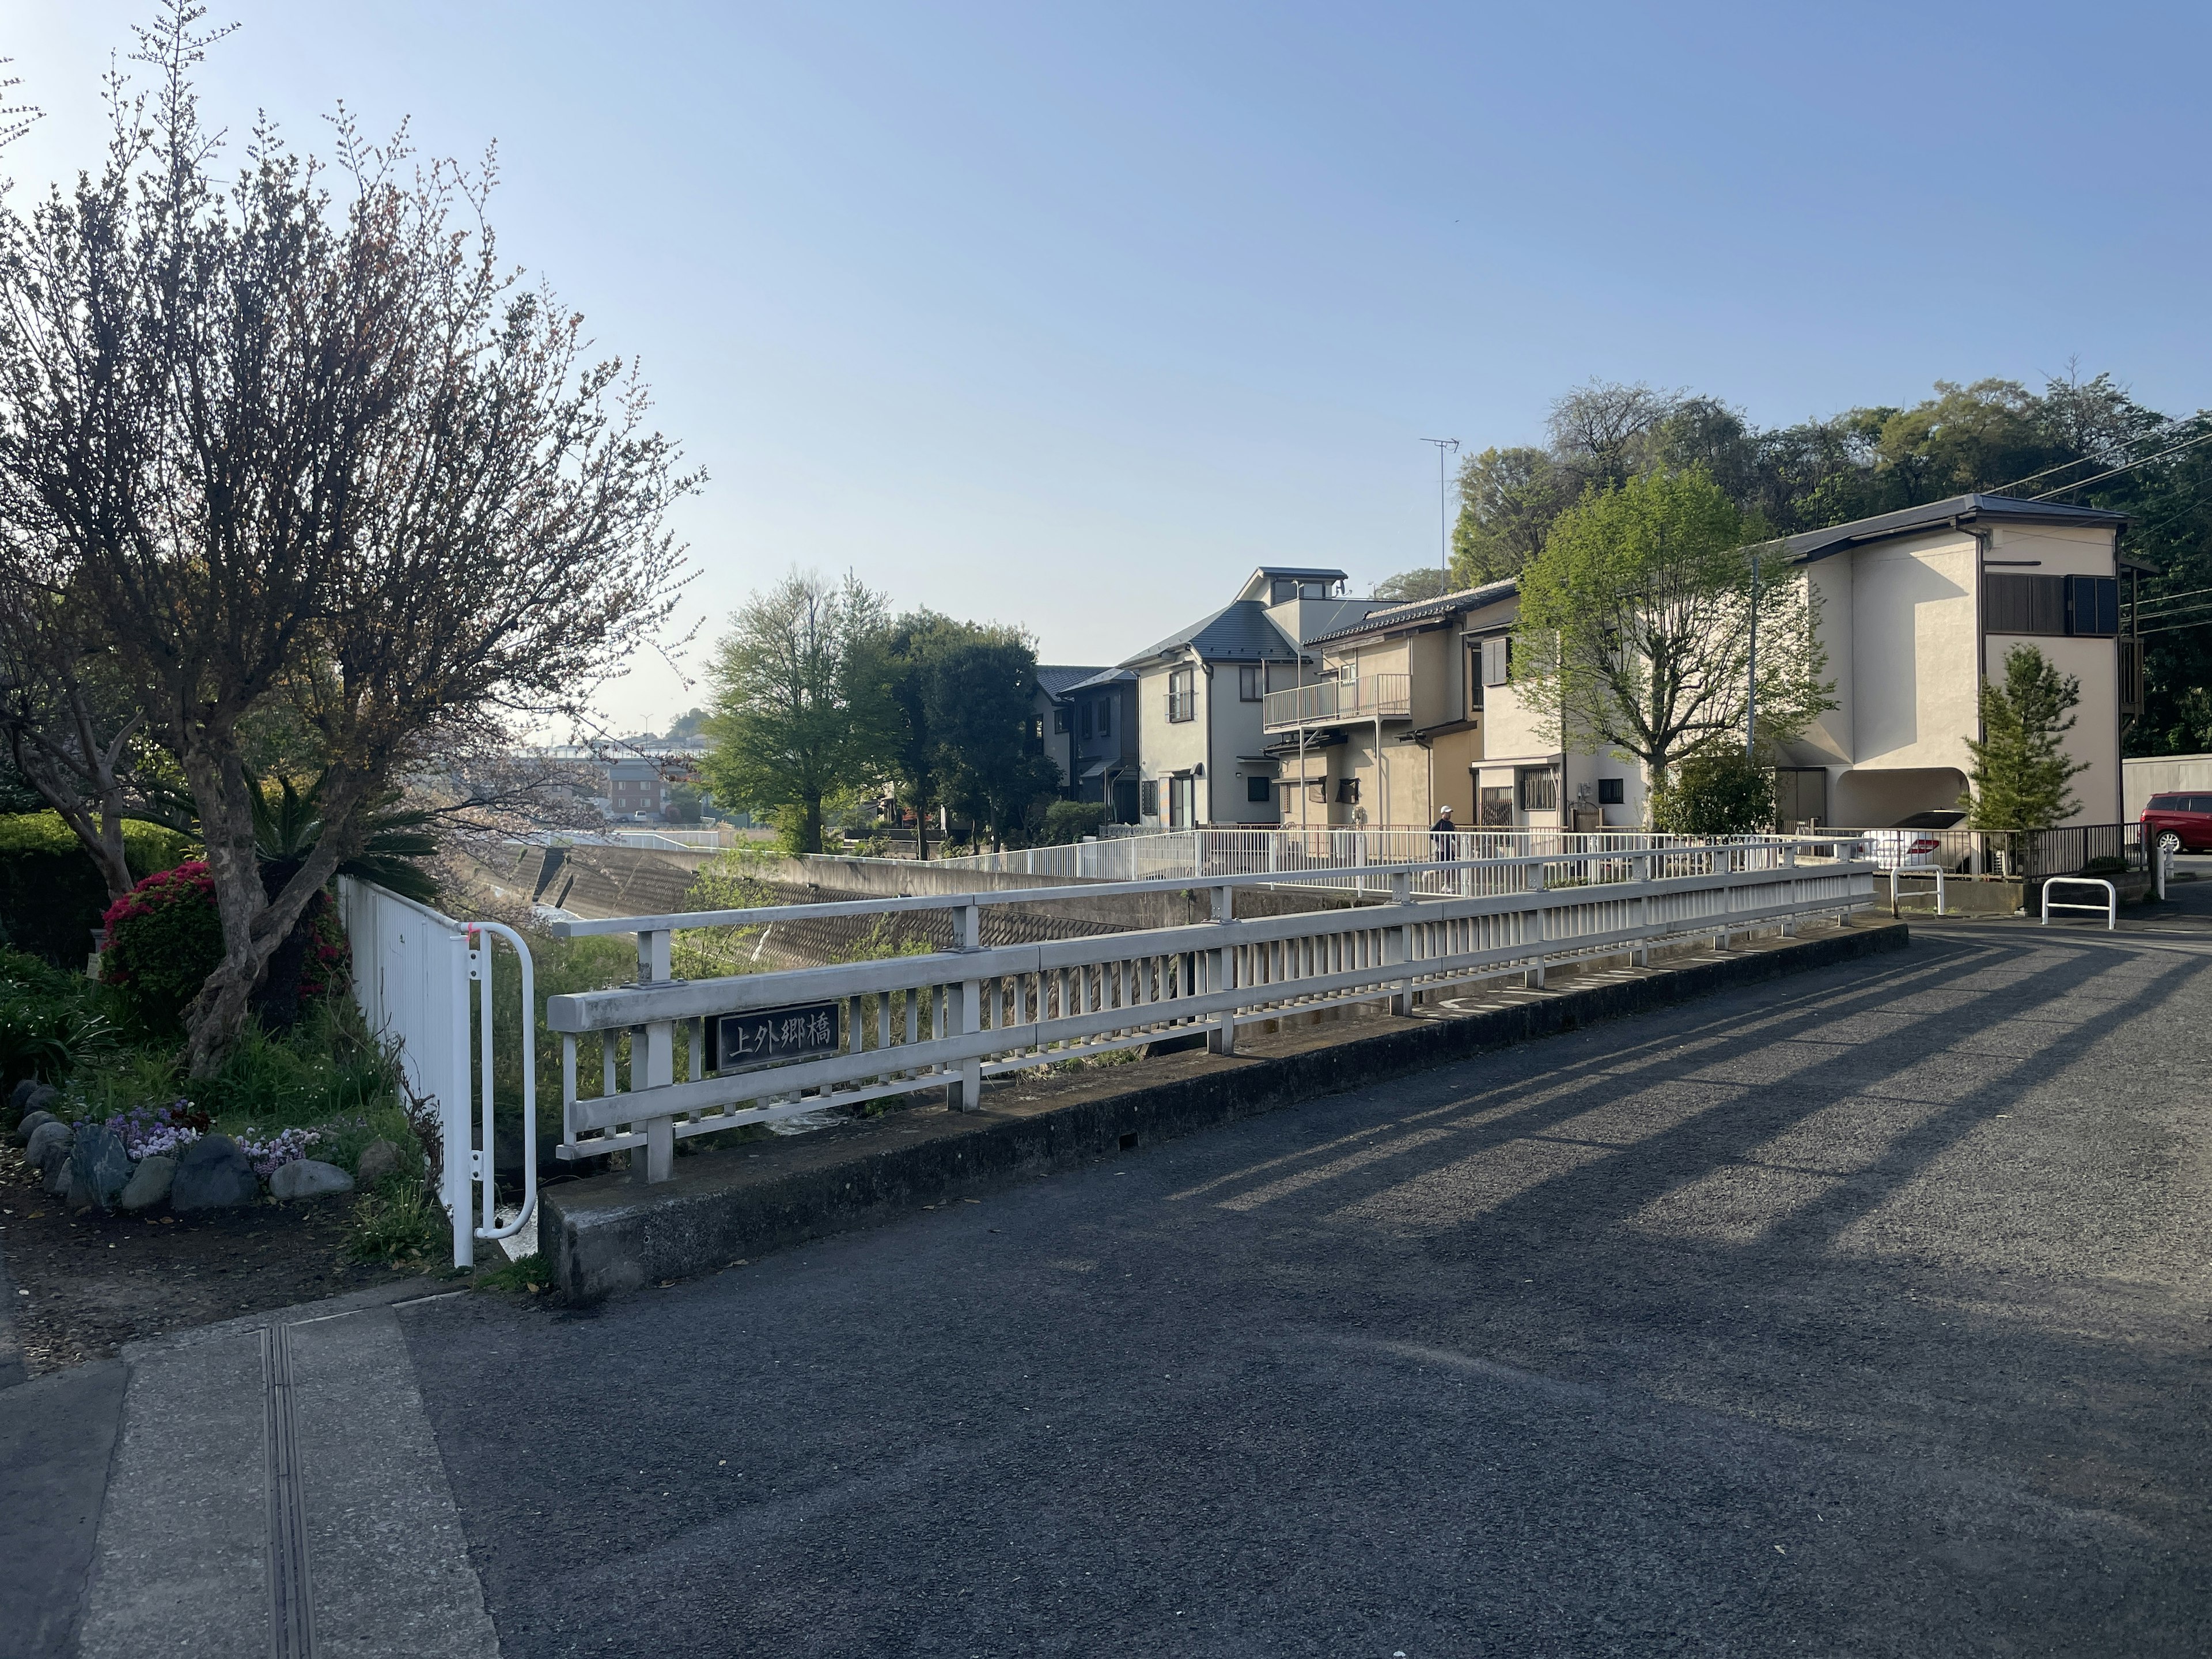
<box><xmin>100</xmin><ymin>864</ymin><xmax>351</xmax><ymax>1033</ymax></box>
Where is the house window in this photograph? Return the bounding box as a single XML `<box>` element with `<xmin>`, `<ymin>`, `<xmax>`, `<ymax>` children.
<box><xmin>1247</xmin><ymin>774</ymin><xmax>1271</xmax><ymax>804</ymax></box>
<box><xmin>1597</xmin><ymin>777</ymin><xmax>1625</xmax><ymax>805</ymax></box>
<box><xmin>1169</xmin><ymin>776</ymin><xmax>1194</xmax><ymax>827</ymax></box>
<box><xmin>1337</xmin><ymin>654</ymin><xmax>1358</xmax><ymax>687</ymax></box>
<box><xmin>1308</xmin><ymin>781</ymin><xmax>1327</xmax><ymax>804</ymax></box>
<box><xmin>2065</xmin><ymin>574</ymin><xmax>2119</xmax><ymax>637</ymax></box>
<box><xmin>1100</xmin><ymin>698</ymin><xmax>1112</xmax><ymax>736</ymax></box>
<box><xmin>1517</xmin><ymin>766</ymin><xmax>1559</xmax><ymax>812</ymax></box>
<box><xmin>1984</xmin><ymin>574</ymin><xmax>2065</xmax><ymax>635</ymax></box>
<box><xmin>1078</xmin><ymin>702</ymin><xmax>1093</xmax><ymax>739</ymax></box>
<box><xmin>1479</xmin><ymin>785</ymin><xmax>1514</xmax><ymax>827</ymax></box>
<box><xmin>1467</xmin><ymin>643</ymin><xmax>1485</xmax><ymax>713</ymax></box>
<box><xmin>1336</xmin><ymin>778</ymin><xmax>1361</xmax><ymax>805</ymax></box>
<box><xmin>1238</xmin><ymin>665</ymin><xmax>1264</xmax><ymax>701</ymax></box>
<box><xmin>1052</xmin><ymin>706</ymin><xmax>1070</xmax><ymax>734</ymax></box>
<box><xmin>1481</xmin><ymin>635</ymin><xmax>1512</xmax><ymax>687</ymax></box>
<box><xmin>1140</xmin><ymin>779</ymin><xmax>1159</xmax><ymax>818</ymax></box>
<box><xmin>1166</xmin><ymin>668</ymin><xmax>1195</xmax><ymax>723</ymax></box>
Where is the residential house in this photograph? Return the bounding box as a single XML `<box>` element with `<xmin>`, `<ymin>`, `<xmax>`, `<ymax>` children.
<box><xmin>1777</xmin><ymin>493</ymin><xmax>2136</xmax><ymax>828</ymax></box>
<box><xmin>1126</xmin><ymin>567</ymin><xmax>1392</xmax><ymax>828</ymax></box>
<box><xmin>1061</xmin><ymin>667</ymin><xmax>1142</xmax><ymax>822</ymax></box>
<box><xmin>1270</xmin><ymin>493</ymin><xmax>2137</xmax><ymax>832</ymax></box>
<box><xmin>1032</xmin><ymin>665</ymin><xmax>1111</xmax><ymax>791</ymax></box>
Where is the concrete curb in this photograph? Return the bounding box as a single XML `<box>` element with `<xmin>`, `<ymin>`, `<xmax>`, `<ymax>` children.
<box><xmin>543</xmin><ymin>918</ymin><xmax>1911</xmax><ymax>1302</ymax></box>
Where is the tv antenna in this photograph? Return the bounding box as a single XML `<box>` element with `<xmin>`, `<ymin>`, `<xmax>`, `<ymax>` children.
<box><xmin>1422</xmin><ymin>438</ymin><xmax>1460</xmax><ymax>586</ymax></box>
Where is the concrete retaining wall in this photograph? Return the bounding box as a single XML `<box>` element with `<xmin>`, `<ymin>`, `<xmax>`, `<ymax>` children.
<box><xmin>540</xmin><ymin>916</ymin><xmax>1910</xmax><ymax>1302</ymax></box>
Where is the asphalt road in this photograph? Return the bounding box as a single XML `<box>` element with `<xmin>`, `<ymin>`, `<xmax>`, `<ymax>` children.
<box><xmin>403</xmin><ymin>924</ymin><xmax>2211</xmax><ymax>1657</ymax></box>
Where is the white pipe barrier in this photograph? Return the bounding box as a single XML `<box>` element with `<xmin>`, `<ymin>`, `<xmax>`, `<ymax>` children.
<box><xmin>338</xmin><ymin>878</ymin><xmax>537</xmax><ymax>1267</ymax></box>
<box><xmin>2040</xmin><ymin>877</ymin><xmax>2117</xmax><ymax>931</ymax></box>
<box><xmin>546</xmin><ymin>842</ymin><xmax>1877</xmax><ymax>1180</ymax></box>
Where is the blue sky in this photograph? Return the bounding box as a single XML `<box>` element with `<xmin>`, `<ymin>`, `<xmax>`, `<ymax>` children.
<box><xmin>9</xmin><ymin>3</ymin><xmax>2209</xmax><ymax>733</ymax></box>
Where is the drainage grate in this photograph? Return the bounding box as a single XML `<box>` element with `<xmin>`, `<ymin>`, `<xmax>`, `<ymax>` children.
<box><xmin>1118</xmin><ymin>1132</ymin><xmax>1138</xmax><ymax>1150</ymax></box>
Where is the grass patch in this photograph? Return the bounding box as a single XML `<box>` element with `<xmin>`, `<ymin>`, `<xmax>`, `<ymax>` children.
<box><xmin>472</xmin><ymin>1251</ymin><xmax>554</xmax><ymax>1295</ymax></box>
<box><xmin>344</xmin><ymin>1176</ymin><xmax>447</xmax><ymax>1267</ymax></box>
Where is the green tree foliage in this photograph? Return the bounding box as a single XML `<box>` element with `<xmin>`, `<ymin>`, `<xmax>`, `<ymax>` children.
<box><xmin>1513</xmin><ymin>468</ymin><xmax>1834</xmax><ymax>812</ymax></box>
<box><xmin>876</xmin><ymin>613</ymin><xmax>1059</xmax><ymax>849</ymax></box>
<box><xmin>1649</xmin><ymin>749</ymin><xmax>1775</xmax><ymax>837</ymax></box>
<box><xmin>702</xmin><ymin>572</ymin><xmax>892</xmax><ymax>856</ymax></box>
<box><xmin>1370</xmin><ymin>567</ymin><xmax>1456</xmax><ymax>603</ymax></box>
<box><xmin>1961</xmin><ymin>646</ymin><xmax>2087</xmax><ymax>831</ymax></box>
<box><xmin>1450</xmin><ymin>447</ymin><xmax>1570</xmax><ymax>586</ymax></box>
<box><xmin>1446</xmin><ymin>372</ymin><xmax>2212</xmax><ymax>759</ymax></box>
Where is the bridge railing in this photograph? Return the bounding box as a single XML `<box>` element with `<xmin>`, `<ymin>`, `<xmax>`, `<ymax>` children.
<box><xmin>541</xmin><ymin>842</ymin><xmax>1876</xmax><ymax>1181</ymax></box>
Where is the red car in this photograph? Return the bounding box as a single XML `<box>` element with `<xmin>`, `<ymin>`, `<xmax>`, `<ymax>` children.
<box><xmin>2141</xmin><ymin>792</ymin><xmax>2212</xmax><ymax>853</ymax></box>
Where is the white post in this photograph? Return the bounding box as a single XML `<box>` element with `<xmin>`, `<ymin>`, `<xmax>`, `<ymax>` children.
<box><xmin>953</xmin><ymin>902</ymin><xmax>984</xmax><ymax>1111</ymax></box>
<box><xmin>634</xmin><ymin>927</ymin><xmax>675</xmax><ymax>1183</ymax></box>
<box><xmin>1207</xmin><ymin>882</ymin><xmax>1236</xmax><ymax>1055</ymax></box>
<box><xmin>1387</xmin><ymin>870</ymin><xmax>1412</xmax><ymax>1014</ymax></box>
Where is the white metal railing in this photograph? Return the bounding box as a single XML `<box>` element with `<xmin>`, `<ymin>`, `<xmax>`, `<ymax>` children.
<box><xmin>2041</xmin><ymin>876</ymin><xmax>2116</xmax><ymax>930</ymax></box>
<box><xmin>918</xmin><ymin>826</ymin><xmax>1849</xmax><ymax>896</ymax></box>
<box><xmin>542</xmin><ymin>843</ymin><xmax>1874</xmax><ymax>1179</ymax></box>
<box><xmin>608</xmin><ymin>827</ymin><xmax>730</xmax><ymax>850</ymax></box>
<box><xmin>1260</xmin><ymin>672</ymin><xmax>1413</xmax><ymax>732</ymax></box>
<box><xmin>338</xmin><ymin>878</ymin><xmax>537</xmax><ymax>1268</ymax></box>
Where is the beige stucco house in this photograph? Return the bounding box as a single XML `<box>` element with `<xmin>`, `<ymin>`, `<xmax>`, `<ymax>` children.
<box><xmin>1264</xmin><ymin>493</ymin><xmax>2137</xmax><ymax>832</ymax></box>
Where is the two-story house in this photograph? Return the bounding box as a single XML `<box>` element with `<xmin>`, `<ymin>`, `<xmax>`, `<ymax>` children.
<box><xmin>1270</xmin><ymin>493</ymin><xmax>2136</xmax><ymax>832</ymax></box>
<box><xmin>1032</xmin><ymin>665</ymin><xmax>1111</xmax><ymax>793</ymax></box>
<box><xmin>1126</xmin><ymin>567</ymin><xmax>1391</xmax><ymax>828</ymax></box>
<box><xmin>1776</xmin><ymin>493</ymin><xmax>2135</xmax><ymax>829</ymax></box>
<box><xmin>1275</xmin><ymin>579</ymin><xmax>1644</xmax><ymax>830</ymax></box>
<box><xmin>1060</xmin><ymin>667</ymin><xmax>1141</xmax><ymax>822</ymax></box>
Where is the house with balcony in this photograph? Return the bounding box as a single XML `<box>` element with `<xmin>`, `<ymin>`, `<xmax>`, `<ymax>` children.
<box><xmin>1124</xmin><ymin>567</ymin><xmax>1393</xmax><ymax>827</ymax></box>
<box><xmin>1060</xmin><ymin>667</ymin><xmax>1141</xmax><ymax>822</ymax></box>
<box><xmin>1269</xmin><ymin>492</ymin><xmax>2138</xmax><ymax>833</ymax></box>
<box><xmin>1271</xmin><ymin>578</ymin><xmax>1641</xmax><ymax>830</ymax></box>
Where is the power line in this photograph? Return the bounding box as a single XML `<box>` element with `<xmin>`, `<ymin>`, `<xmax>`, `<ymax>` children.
<box><xmin>1978</xmin><ymin>412</ymin><xmax>2200</xmax><ymax>497</ymax></box>
<box><xmin>2031</xmin><ymin>427</ymin><xmax>2212</xmax><ymax>501</ymax></box>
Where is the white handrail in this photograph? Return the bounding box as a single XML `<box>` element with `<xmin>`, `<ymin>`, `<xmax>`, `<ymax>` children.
<box><xmin>546</xmin><ymin>849</ymin><xmax>1876</xmax><ymax>1175</ymax></box>
<box><xmin>469</xmin><ymin>921</ymin><xmax>538</xmax><ymax>1244</ymax></box>
<box><xmin>2040</xmin><ymin>876</ymin><xmax>2116</xmax><ymax>931</ymax></box>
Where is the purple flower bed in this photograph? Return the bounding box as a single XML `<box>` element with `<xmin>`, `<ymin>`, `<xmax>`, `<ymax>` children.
<box><xmin>106</xmin><ymin>1097</ymin><xmax>211</xmax><ymax>1160</ymax></box>
<box><xmin>236</xmin><ymin>1126</ymin><xmax>323</xmax><ymax>1177</ymax></box>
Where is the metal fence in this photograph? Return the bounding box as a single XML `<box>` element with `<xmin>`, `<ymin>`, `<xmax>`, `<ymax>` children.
<box><xmin>543</xmin><ymin>842</ymin><xmax>1876</xmax><ymax>1180</ymax></box>
<box><xmin>336</xmin><ymin>877</ymin><xmax>537</xmax><ymax>1268</ymax></box>
<box><xmin>1823</xmin><ymin>823</ymin><xmax>2143</xmax><ymax>881</ymax></box>
<box><xmin>919</xmin><ymin>825</ymin><xmax>1800</xmax><ymax>897</ymax></box>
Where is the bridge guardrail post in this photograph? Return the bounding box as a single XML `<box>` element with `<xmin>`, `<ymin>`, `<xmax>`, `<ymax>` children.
<box><xmin>634</xmin><ymin>926</ymin><xmax>676</xmax><ymax>1183</ymax></box>
<box><xmin>1386</xmin><ymin>871</ymin><xmax>1412</xmax><ymax>1014</ymax></box>
<box><xmin>1206</xmin><ymin>882</ymin><xmax>1237</xmax><ymax>1055</ymax></box>
<box><xmin>951</xmin><ymin>901</ymin><xmax>984</xmax><ymax>1111</ymax></box>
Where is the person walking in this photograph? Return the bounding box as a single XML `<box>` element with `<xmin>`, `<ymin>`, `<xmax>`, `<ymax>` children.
<box><xmin>1430</xmin><ymin>803</ymin><xmax>1457</xmax><ymax>862</ymax></box>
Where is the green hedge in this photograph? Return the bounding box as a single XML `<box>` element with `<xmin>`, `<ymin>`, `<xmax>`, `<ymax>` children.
<box><xmin>0</xmin><ymin>813</ymin><xmax>194</xmax><ymax>969</ymax></box>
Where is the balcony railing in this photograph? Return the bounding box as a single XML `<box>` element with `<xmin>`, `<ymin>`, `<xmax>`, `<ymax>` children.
<box><xmin>1261</xmin><ymin>672</ymin><xmax>1412</xmax><ymax>732</ymax></box>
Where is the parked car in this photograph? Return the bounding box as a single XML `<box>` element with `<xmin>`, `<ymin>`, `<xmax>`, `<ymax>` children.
<box><xmin>2141</xmin><ymin>793</ymin><xmax>2212</xmax><ymax>853</ymax></box>
<box><xmin>1859</xmin><ymin>809</ymin><xmax>1968</xmax><ymax>872</ymax></box>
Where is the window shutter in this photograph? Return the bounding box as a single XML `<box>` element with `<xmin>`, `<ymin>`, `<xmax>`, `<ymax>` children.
<box><xmin>1481</xmin><ymin>636</ymin><xmax>1511</xmax><ymax>686</ymax></box>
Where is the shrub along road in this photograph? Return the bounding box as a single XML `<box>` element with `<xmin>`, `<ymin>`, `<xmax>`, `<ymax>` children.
<box><xmin>400</xmin><ymin>920</ymin><xmax>2210</xmax><ymax>1656</ymax></box>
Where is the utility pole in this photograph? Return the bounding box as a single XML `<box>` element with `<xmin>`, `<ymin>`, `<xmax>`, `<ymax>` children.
<box><xmin>1422</xmin><ymin>438</ymin><xmax>1460</xmax><ymax>588</ymax></box>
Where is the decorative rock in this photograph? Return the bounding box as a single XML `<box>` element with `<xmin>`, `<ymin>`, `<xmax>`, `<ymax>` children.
<box><xmin>9</xmin><ymin>1077</ymin><xmax>36</xmax><ymax>1113</ymax></box>
<box><xmin>119</xmin><ymin>1154</ymin><xmax>177</xmax><ymax>1212</ymax></box>
<box><xmin>12</xmin><ymin>1108</ymin><xmax>58</xmax><ymax>1147</ymax></box>
<box><xmin>169</xmin><ymin>1134</ymin><xmax>260</xmax><ymax>1213</ymax></box>
<box><xmin>24</xmin><ymin>1118</ymin><xmax>70</xmax><ymax>1174</ymax></box>
<box><xmin>21</xmin><ymin>1082</ymin><xmax>60</xmax><ymax>1118</ymax></box>
<box><xmin>269</xmin><ymin>1158</ymin><xmax>354</xmax><ymax>1201</ymax></box>
<box><xmin>69</xmin><ymin>1122</ymin><xmax>132</xmax><ymax>1211</ymax></box>
<box><xmin>355</xmin><ymin>1138</ymin><xmax>402</xmax><ymax>1187</ymax></box>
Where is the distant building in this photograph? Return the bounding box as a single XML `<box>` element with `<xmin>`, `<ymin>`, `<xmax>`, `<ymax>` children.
<box><xmin>605</xmin><ymin>756</ymin><xmax>665</xmax><ymax>820</ymax></box>
<box><xmin>1062</xmin><ymin>667</ymin><xmax>1141</xmax><ymax>822</ymax></box>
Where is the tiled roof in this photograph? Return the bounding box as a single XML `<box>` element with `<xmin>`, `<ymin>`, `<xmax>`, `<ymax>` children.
<box><xmin>1061</xmin><ymin>666</ymin><xmax>1137</xmax><ymax>692</ymax></box>
<box><xmin>1035</xmin><ymin>664</ymin><xmax>1111</xmax><ymax>698</ymax></box>
<box><xmin>1307</xmin><ymin>578</ymin><xmax>1518</xmax><ymax>646</ymax></box>
<box><xmin>1123</xmin><ymin>600</ymin><xmax>1300</xmax><ymax>666</ymax></box>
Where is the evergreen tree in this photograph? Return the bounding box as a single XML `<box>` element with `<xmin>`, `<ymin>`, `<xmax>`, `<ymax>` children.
<box><xmin>1961</xmin><ymin>646</ymin><xmax>2087</xmax><ymax>830</ymax></box>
